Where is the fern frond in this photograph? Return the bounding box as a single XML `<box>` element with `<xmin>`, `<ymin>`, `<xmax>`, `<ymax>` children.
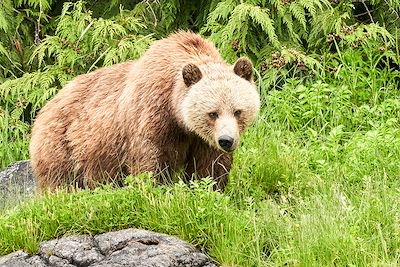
<box><xmin>0</xmin><ymin>0</ymin><xmax>13</xmax><ymax>32</ymax></box>
<box><xmin>289</xmin><ymin>2</ymin><xmax>307</xmax><ymax>30</ymax></box>
<box><xmin>246</xmin><ymin>4</ymin><xmax>281</xmax><ymax>48</ymax></box>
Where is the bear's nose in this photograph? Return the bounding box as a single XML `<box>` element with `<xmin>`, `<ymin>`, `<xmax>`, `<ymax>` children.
<box><xmin>218</xmin><ymin>135</ymin><xmax>234</xmax><ymax>152</ymax></box>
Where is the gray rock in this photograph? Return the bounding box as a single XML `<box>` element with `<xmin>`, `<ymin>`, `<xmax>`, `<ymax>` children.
<box><xmin>0</xmin><ymin>229</ymin><xmax>219</xmax><ymax>267</ymax></box>
<box><xmin>0</xmin><ymin>160</ymin><xmax>36</xmax><ymax>209</ymax></box>
<box><xmin>0</xmin><ymin>250</ymin><xmax>47</xmax><ymax>267</ymax></box>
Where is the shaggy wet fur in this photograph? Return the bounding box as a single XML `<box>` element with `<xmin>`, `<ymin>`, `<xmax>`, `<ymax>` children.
<box><xmin>30</xmin><ymin>31</ymin><xmax>259</xmax><ymax>191</ymax></box>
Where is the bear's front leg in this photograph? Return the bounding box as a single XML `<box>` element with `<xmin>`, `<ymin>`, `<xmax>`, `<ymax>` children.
<box><xmin>185</xmin><ymin>142</ymin><xmax>233</xmax><ymax>191</ymax></box>
<box><xmin>125</xmin><ymin>138</ymin><xmax>175</xmax><ymax>184</ymax></box>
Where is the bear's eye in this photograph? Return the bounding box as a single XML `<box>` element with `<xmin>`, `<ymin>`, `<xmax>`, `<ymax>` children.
<box><xmin>234</xmin><ymin>110</ymin><xmax>242</xmax><ymax>117</ymax></box>
<box><xmin>208</xmin><ymin>112</ymin><xmax>218</xmax><ymax>120</ymax></box>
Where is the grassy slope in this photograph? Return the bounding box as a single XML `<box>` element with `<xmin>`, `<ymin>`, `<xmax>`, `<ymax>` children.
<box><xmin>1</xmin><ymin>49</ymin><xmax>400</xmax><ymax>266</ymax></box>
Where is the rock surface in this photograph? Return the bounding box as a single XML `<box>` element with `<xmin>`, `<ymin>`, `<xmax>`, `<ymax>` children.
<box><xmin>0</xmin><ymin>160</ymin><xmax>36</xmax><ymax>209</ymax></box>
<box><xmin>0</xmin><ymin>229</ymin><xmax>218</xmax><ymax>267</ymax></box>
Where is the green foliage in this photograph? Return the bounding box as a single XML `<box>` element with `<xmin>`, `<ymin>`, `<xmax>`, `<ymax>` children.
<box><xmin>364</xmin><ymin>0</ymin><xmax>400</xmax><ymax>32</ymax></box>
<box><xmin>202</xmin><ymin>0</ymin><xmax>330</xmax><ymax>62</ymax></box>
<box><xmin>1</xmin><ymin>1</ymin><xmax>400</xmax><ymax>266</ymax></box>
<box><xmin>33</xmin><ymin>2</ymin><xmax>153</xmax><ymax>70</ymax></box>
<box><xmin>0</xmin><ymin>1</ymin><xmax>154</xmax><ymax>168</ymax></box>
<box><xmin>0</xmin><ymin>69</ymin><xmax>63</xmax><ymax>167</ymax></box>
<box><xmin>0</xmin><ymin>177</ymin><xmax>275</xmax><ymax>266</ymax></box>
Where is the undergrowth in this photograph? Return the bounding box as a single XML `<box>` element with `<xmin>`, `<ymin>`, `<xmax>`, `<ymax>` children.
<box><xmin>1</xmin><ymin>1</ymin><xmax>400</xmax><ymax>266</ymax></box>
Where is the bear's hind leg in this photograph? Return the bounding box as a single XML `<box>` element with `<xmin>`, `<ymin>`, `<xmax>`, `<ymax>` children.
<box><xmin>31</xmin><ymin>139</ymin><xmax>75</xmax><ymax>191</ymax></box>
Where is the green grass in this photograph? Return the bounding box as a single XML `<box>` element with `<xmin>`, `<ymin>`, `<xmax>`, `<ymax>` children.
<box><xmin>1</xmin><ymin>44</ymin><xmax>400</xmax><ymax>266</ymax></box>
<box><xmin>1</xmin><ymin>110</ymin><xmax>400</xmax><ymax>265</ymax></box>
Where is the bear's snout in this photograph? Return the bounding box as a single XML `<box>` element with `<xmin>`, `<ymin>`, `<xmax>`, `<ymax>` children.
<box><xmin>218</xmin><ymin>135</ymin><xmax>234</xmax><ymax>152</ymax></box>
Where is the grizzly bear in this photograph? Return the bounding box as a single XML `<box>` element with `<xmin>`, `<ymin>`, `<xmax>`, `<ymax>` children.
<box><xmin>30</xmin><ymin>31</ymin><xmax>260</xmax><ymax>191</ymax></box>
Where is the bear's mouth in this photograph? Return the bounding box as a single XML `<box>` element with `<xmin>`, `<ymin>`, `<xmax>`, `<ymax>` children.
<box><xmin>220</xmin><ymin>147</ymin><xmax>234</xmax><ymax>153</ymax></box>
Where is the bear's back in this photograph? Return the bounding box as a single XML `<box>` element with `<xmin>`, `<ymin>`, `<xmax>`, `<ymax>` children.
<box><xmin>131</xmin><ymin>31</ymin><xmax>225</xmax><ymax>80</ymax></box>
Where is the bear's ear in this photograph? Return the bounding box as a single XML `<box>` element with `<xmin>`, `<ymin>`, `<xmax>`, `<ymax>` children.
<box><xmin>233</xmin><ymin>58</ymin><xmax>253</xmax><ymax>82</ymax></box>
<box><xmin>182</xmin><ymin>63</ymin><xmax>202</xmax><ymax>87</ymax></box>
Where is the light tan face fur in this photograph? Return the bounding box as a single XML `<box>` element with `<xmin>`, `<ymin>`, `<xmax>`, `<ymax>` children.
<box><xmin>180</xmin><ymin>60</ymin><xmax>260</xmax><ymax>152</ymax></box>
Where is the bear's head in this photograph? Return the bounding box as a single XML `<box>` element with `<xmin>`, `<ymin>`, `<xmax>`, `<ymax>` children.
<box><xmin>180</xmin><ymin>58</ymin><xmax>260</xmax><ymax>153</ymax></box>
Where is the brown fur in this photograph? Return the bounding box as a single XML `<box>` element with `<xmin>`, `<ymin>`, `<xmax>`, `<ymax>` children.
<box><xmin>30</xmin><ymin>31</ymin><xmax>256</xmax><ymax>191</ymax></box>
<box><xmin>233</xmin><ymin>58</ymin><xmax>253</xmax><ymax>81</ymax></box>
<box><xmin>182</xmin><ymin>64</ymin><xmax>203</xmax><ymax>87</ymax></box>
